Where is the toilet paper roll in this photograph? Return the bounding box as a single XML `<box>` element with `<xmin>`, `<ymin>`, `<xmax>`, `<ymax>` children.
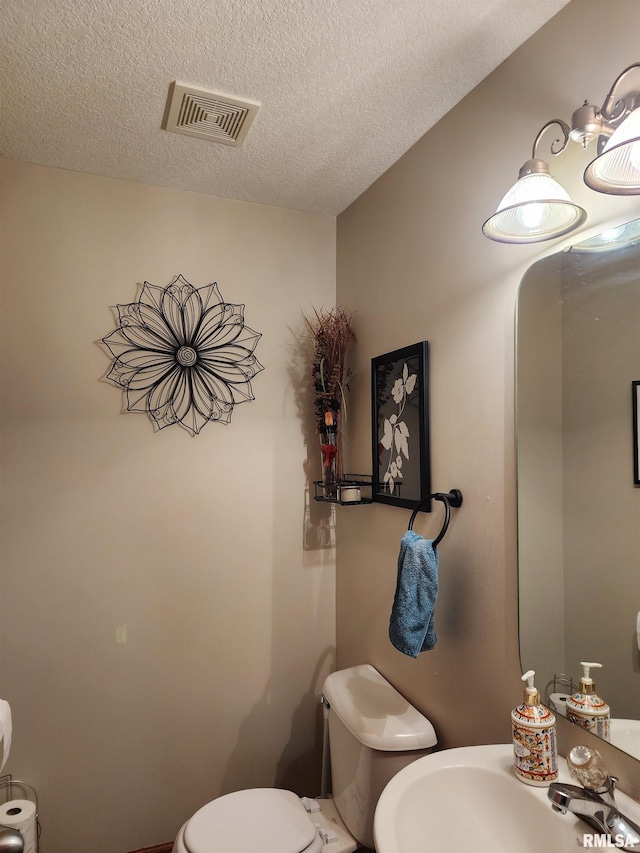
<box><xmin>0</xmin><ymin>700</ymin><xmax>11</xmax><ymax>772</ymax></box>
<box><xmin>0</xmin><ymin>800</ymin><xmax>37</xmax><ymax>853</ymax></box>
<box><xmin>549</xmin><ymin>692</ymin><xmax>570</xmax><ymax>717</ymax></box>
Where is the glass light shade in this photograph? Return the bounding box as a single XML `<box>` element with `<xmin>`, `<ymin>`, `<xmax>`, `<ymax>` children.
<box><xmin>570</xmin><ymin>217</ymin><xmax>640</xmax><ymax>252</ymax></box>
<box><xmin>483</xmin><ymin>170</ymin><xmax>587</xmax><ymax>244</ymax></box>
<box><xmin>584</xmin><ymin>107</ymin><xmax>640</xmax><ymax>194</ymax></box>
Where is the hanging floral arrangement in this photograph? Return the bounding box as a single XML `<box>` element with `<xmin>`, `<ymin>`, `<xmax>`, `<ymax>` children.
<box><xmin>304</xmin><ymin>306</ymin><xmax>355</xmax><ymax>492</ymax></box>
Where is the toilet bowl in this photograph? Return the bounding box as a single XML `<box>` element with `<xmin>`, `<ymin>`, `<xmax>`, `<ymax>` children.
<box><xmin>172</xmin><ymin>664</ymin><xmax>437</xmax><ymax>853</ymax></box>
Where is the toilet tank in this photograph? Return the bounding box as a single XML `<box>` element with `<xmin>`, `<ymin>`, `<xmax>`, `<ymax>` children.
<box><xmin>322</xmin><ymin>664</ymin><xmax>437</xmax><ymax>849</ymax></box>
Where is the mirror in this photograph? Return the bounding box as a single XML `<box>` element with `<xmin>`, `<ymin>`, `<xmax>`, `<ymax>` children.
<box><xmin>516</xmin><ymin>217</ymin><xmax>640</xmax><ymax>761</ymax></box>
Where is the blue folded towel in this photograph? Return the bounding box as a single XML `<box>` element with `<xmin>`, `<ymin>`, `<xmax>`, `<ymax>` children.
<box><xmin>389</xmin><ymin>530</ymin><xmax>439</xmax><ymax>657</ymax></box>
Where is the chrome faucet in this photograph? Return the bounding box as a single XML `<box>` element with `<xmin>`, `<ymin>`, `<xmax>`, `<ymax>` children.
<box><xmin>548</xmin><ymin>746</ymin><xmax>640</xmax><ymax>852</ymax></box>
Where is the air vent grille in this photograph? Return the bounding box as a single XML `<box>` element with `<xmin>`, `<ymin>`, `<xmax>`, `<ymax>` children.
<box><xmin>164</xmin><ymin>83</ymin><xmax>260</xmax><ymax>147</ymax></box>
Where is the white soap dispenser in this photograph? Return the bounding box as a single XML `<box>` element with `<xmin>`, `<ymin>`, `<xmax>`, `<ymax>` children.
<box><xmin>566</xmin><ymin>662</ymin><xmax>610</xmax><ymax>740</ymax></box>
<box><xmin>511</xmin><ymin>670</ymin><xmax>558</xmax><ymax>786</ymax></box>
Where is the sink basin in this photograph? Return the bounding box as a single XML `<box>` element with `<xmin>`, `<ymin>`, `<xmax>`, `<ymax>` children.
<box><xmin>374</xmin><ymin>744</ymin><xmax>640</xmax><ymax>853</ymax></box>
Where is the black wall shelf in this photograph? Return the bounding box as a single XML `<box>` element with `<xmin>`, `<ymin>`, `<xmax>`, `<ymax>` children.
<box><xmin>313</xmin><ymin>475</ymin><xmax>373</xmax><ymax>506</ymax></box>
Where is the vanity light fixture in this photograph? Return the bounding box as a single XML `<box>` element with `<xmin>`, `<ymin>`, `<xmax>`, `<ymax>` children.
<box><xmin>483</xmin><ymin>63</ymin><xmax>640</xmax><ymax>244</ymax></box>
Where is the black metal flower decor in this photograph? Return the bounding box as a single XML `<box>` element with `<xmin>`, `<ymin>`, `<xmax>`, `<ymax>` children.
<box><xmin>101</xmin><ymin>275</ymin><xmax>264</xmax><ymax>435</ymax></box>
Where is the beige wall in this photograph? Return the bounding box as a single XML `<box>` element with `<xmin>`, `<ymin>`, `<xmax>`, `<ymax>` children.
<box><xmin>336</xmin><ymin>0</ymin><xmax>640</xmax><ymax>797</ymax></box>
<box><xmin>0</xmin><ymin>160</ymin><xmax>337</xmax><ymax>851</ymax></box>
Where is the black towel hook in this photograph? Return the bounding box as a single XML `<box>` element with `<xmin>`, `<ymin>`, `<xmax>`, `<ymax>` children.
<box><xmin>407</xmin><ymin>489</ymin><xmax>463</xmax><ymax>547</ymax></box>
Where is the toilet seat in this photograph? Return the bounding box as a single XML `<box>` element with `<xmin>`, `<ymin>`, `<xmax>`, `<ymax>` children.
<box><xmin>181</xmin><ymin>788</ymin><xmax>324</xmax><ymax>853</ymax></box>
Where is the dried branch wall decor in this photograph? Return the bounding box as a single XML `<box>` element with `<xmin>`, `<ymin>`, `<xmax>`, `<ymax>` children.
<box><xmin>304</xmin><ymin>306</ymin><xmax>355</xmax><ymax>433</ymax></box>
<box><xmin>101</xmin><ymin>275</ymin><xmax>264</xmax><ymax>435</ymax></box>
<box><xmin>304</xmin><ymin>306</ymin><xmax>355</xmax><ymax>492</ymax></box>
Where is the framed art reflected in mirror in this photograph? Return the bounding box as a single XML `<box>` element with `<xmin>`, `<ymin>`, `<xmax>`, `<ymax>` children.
<box><xmin>633</xmin><ymin>381</ymin><xmax>639</xmax><ymax>486</ymax></box>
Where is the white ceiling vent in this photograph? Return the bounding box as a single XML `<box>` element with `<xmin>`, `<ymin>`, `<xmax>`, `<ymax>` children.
<box><xmin>163</xmin><ymin>82</ymin><xmax>260</xmax><ymax>147</ymax></box>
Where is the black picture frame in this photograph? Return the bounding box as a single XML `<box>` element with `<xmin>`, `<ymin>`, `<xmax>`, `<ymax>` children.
<box><xmin>633</xmin><ymin>381</ymin><xmax>640</xmax><ymax>486</ymax></box>
<box><xmin>371</xmin><ymin>341</ymin><xmax>430</xmax><ymax>509</ymax></box>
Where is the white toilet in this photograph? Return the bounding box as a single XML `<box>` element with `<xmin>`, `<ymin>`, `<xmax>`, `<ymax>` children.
<box><xmin>172</xmin><ymin>664</ymin><xmax>437</xmax><ymax>853</ymax></box>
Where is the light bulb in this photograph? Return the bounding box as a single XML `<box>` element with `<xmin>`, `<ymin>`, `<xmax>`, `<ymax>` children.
<box><xmin>519</xmin><ymin>203</ymin><xmax>545</xmax><ymax>229</ymax></box>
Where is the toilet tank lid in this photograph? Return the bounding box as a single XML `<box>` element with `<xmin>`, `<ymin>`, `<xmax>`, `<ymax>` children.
<box><xmin>323</xmin><ymin>664</ymin><xmax>437</xmax><ymax>751</ymax></box>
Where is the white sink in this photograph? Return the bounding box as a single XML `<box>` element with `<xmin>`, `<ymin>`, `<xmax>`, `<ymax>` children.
<box><xmin>374</xmin><ymin>744</ymin><xmax>640</xmax><ymax>853</ymax></box>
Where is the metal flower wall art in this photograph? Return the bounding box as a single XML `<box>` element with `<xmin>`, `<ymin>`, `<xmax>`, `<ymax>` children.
<box><xmin>101</xmin><ymin>275</ymin><xmax>264</xmax><ymax>435</ymax></box>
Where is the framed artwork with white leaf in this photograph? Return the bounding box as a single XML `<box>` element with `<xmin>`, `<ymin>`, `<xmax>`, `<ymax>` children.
<box><xmin>371</xmin><ymin>341</ymin><xmax>431</xmax><ymax>509</ymax></box>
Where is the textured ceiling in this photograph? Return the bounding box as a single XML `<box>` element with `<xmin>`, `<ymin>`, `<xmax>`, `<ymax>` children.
<box><xmin>1</xmin><ymin>0</ymin><xmax>571</xmax><ymax>215</ymax></box>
